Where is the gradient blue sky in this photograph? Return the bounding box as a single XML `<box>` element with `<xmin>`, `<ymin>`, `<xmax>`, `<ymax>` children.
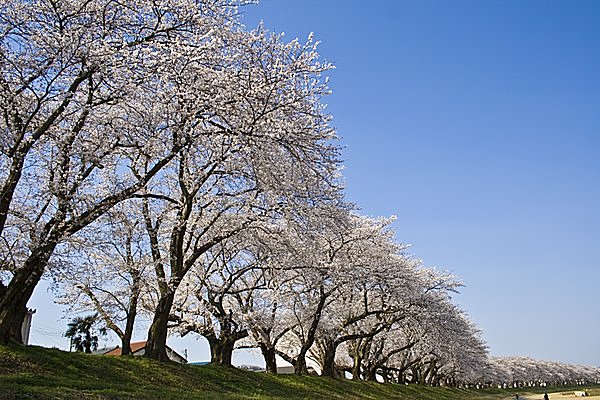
<box><xmin>28</xmin><ymin>0</ymin><xmax>600</xmax><ymax>366</ymax></box>
<box><xmin>240</xmin><ymin>0</ymin><xmax>600</xmax><ymax>366</ymax></box>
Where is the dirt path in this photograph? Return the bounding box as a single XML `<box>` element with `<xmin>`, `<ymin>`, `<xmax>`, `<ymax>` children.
<box><xmin>518</xmin><ymin>392</ymin><xmax>600</xmax><ymax>400</ymax></box>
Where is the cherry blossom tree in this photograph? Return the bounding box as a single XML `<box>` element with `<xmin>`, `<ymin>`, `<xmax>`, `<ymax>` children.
<box><xmin>412</xmin><ymin>303</ymin><xmax>488</xmax><ymax>387</ymax></box>
<box><xmin>172</xmin><ymin>236</ymin><xmax>259</xmax><ymax>365</ymax></box>
<box><xmin>234</xmin><ymin>231</ymin><xmax>308</xmax><ymax>373</ymax></box>
<box><xmin>272</xmin><ymin>214</ymin><xmax>398</xmax><ymax>376</ymax></box>
<box><xmin>486</xmin><ymin>356</ymin><xmax>600</xmax><ymax>388</ymax></box>
<box><xmin>0</xmin><ymin>0</ymin><xmax>238</xmax><ymax>343</ymax></box>
<box><xmin>311</xmin><ymin>241</ymin><xmax>419</xmax><ymax>378</ymax></box>
<box><xmin>52</xmin><ymin>203</ymin><xmax>153</xmax><ymax>355</ymax></box>
<box><xmin>351</xmin><ymin>321</ymin><xmax>422</xmax><ymax>382</ymax></box>
<box><xmin>132</xmin><ymin>22</ymin><xmax>342</xmax><ymax>361</ymax></box>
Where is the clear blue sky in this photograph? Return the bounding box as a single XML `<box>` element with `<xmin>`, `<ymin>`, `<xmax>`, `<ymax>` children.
<box><xmin>28</xmin><ymin>0</ymin><xmax>600</xmax><ymax>367</ymax></box>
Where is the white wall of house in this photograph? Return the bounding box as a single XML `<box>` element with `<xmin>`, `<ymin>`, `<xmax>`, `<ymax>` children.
<box><xmin>21</xmin><ymin>309</ymin><xmax>36</xmax><ymax>345</ymax></box>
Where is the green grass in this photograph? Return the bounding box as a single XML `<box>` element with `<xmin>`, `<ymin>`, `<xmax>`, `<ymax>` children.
<box><xmin>0</xmin><ymin>344</ymin><xmax>597</xmax><ymax>399</ymax></box>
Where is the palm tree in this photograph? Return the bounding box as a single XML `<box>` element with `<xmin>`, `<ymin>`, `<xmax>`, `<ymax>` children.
<box><xmin>65</xmin><ymin>313</ymin><xmax>106</xmax><ymax>353</ymax></box>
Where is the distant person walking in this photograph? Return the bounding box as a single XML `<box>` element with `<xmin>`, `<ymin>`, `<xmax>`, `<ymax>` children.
<box><xmin>544</xmin><ymin>393</ymin><xmax>549</xmax><ymax>400</ymax></box>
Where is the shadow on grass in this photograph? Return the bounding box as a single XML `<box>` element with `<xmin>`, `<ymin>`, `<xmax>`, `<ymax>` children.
<box><xmin>1</xmin><ymin>344</ymin><xmax>596</xmax><ymax>400</ymax></box>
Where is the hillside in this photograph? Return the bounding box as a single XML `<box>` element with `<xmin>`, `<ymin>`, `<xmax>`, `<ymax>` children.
<box><xmin>0</xmin><ymin>344</ymin><xmax>596</xmax><ymax>400</ymax></box>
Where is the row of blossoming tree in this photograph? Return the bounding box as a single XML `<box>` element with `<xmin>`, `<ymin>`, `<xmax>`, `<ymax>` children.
<box><xmin>1</xmin><ymin>0</ymin><xmax>598</xmax><ymax>386</ymax></box>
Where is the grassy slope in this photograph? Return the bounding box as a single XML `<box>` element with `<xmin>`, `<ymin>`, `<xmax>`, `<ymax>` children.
<box><xmin>0</xmin><ymin>344</ymin><xmax>597</xmax><ymax>400</ymax></box>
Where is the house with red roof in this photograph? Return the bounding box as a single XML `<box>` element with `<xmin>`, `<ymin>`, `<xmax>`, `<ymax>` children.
<box><xmin>101</xmin><ymin>341</ymin><xmax>187</xmax><ymax>364</ymax></box>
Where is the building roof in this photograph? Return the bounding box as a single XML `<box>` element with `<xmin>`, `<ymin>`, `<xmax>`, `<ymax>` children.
<box><xmin>103</xmin><ymin>341</ymin><xmax>147</xmax><ymax>356</ymax></box>
<box><xmin>101</xmin><ymin>340</ymin><xmax>187</xmax><ymax>363</ymax></box>
<box><xmin>92</xmin><ymin>345</ymin><xmax>119</xmax><ymax>355</ymax></box>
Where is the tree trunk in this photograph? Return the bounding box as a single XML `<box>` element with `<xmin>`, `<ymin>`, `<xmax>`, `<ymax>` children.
<box><xmin>120</xmin><ymin>303</ymin><xmax>136</xmax><ymax>356</ymax></box>
<box><xmin>382</xmin><ymin>369</ymin><xmax>391</xmax><ymax>384</ymax></box>
<box><xmin>207</xmin><ymin>336</ymin><xmax>236</xmax><ymax>366</ymax></box>
<box><xmin>409</xmin><ymin>366</ymin><xmax>419</xmax><ymax>384</ymax></box>
<box><xmin>294</xmin><ymin>350</ymin><xmax>309</xmax><ymax>376</ymax></box>
<box><xmin>418</xmin><ymin>365</ymin><xmax>426</xmax><ymax>385</ymax></box>
<box><xmin>0</xmin><ymin>243</ymin><xmax>55</xmax><ymax>344</ymax></box>
<box><xmin>399</xmin><ymin>367</ymin><xmax>409</xmax><ymax>384</ymax></box>
<box><xmin>121</xmin><ymin>274</ymin><xmax>140</xmax><ymax>356</ymax></box>
<box><xmin>0</xmin><ymin>156</ymin><xmax>25</xmax><ymax>237</ymax></box>
<box><xmin>121</xmin><ymin>330</ymin><xmax>132</xmax><ymax>356</ymax></box>
<box><xmin>260</xmin><ymin>343</ymin><xmax>278</xmax><ymax>374</ymax></box>
<box><xmin>365</xmin><ymin>365</ymin><xmax>378</xmax><ymax>381</ymax></box>
<box><xmin>144</xmin><ymin>290</ymin><xmax>175</xmax><ymax>361</ymax></box>
<box><xmin>351</xmin><ymin>354</ymin><xmax>362</xmax><ymax>380</ymax></box>
<box><xmin>348</xmin><ymin>338</ymin><xmax>368</xmax><ymax>381</ymax></box>
<box><xmin>294</xmin><ymin>287</ymin><xmax>329</xmax><ymax>376</ymax></box>
<box><xmin>320</xmin><ymin>341</ymin><xmax>338</xmax><ymax>378</ymax></box>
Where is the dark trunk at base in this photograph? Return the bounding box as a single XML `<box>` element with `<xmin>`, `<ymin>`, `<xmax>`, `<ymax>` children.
<box><xmin>294</xmin><ymin>288</ymin><xmax>328</xmax><ymax>376</ymax></box>
<box><xmin>260</xmin><ymin>344</ymin><xmax>278</xmax><ymax>374</ymax></box>
<box><xmin>351</xmin><ymin>354</ymin><xmax>363</xmax><ymax>380</ymax></box>
<box><xmin>121</xmin><ymin>325</ymin><xmax>133</xmax><ymax>356</ymax></box>
<box><xmin>145</xmin><ymin>291</ymin><xmax>175</xmax><ymax>361</ymax></box>
<box><xmin>0</xmin><ymin>244</ymin><xmax>55</xmax><ymax>344</ymax></box>
<box><xmin>294</xmin><ymin>352</ymin><xmax>309</xmax><ymax>376</ymax></box>
<box><xmin>120</xmin><ymin>277</ymin><xmax>140</xmax><ymax>356</ymax></box>
<box><xmin>208</xmin><ymin>337</ymin><xmax>235</xmax><ymax>366</ymax></box>
<box><xmin>206</xmin><ymin>327</ymin><xmax>248</xmax><ymax>366</ymax></box>
<box><xmin>365</xmin><ymin>366</ymin><xmax>378</xmax><ymax>381</ymax></box>
<box><xmin>320</xmin><ymin>342</ymin><xmax>338</xmax><ymax>378</ymax></box>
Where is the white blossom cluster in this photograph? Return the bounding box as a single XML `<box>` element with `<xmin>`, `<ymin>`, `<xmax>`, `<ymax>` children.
<box><xmin>478</xmin><ymin>357</ymin><xmax>600</xmax><ymax>388</ymax></box>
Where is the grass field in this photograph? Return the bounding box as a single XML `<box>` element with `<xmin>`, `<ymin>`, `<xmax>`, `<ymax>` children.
<box><xmin>1</xmin><ymin>344</ymin><xmax>597</xmax><ymax>400</ymax></box>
